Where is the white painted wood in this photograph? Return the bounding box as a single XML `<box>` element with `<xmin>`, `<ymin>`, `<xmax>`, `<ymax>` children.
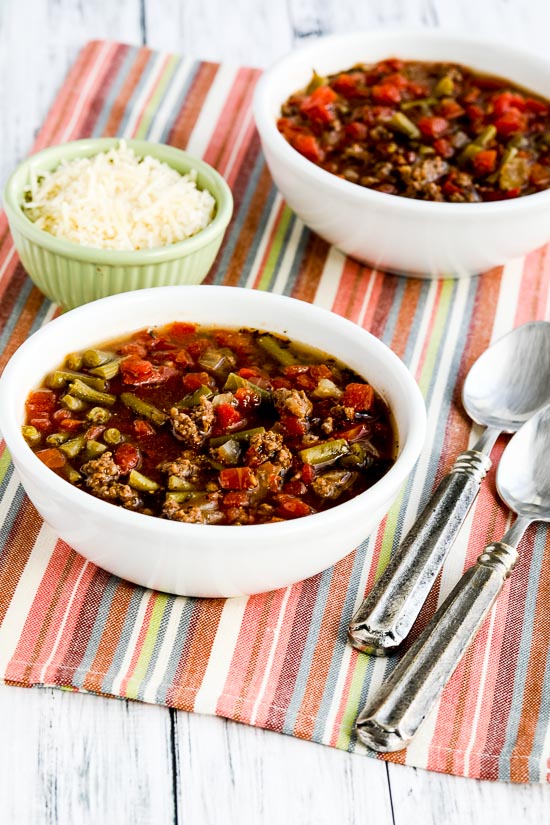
<box><xmin>0</xmin><ymin>684</ymin><xmax>175</xmax><ymax>824</ymax></box>
<box><xmin>388</xmin><ymin>761</ymin><xmax>550</xmax><ymax>825</ymax></box>
<box><xmin>0</xmin><ymin>0</ymin><xmax>142</xmax><ymax>187</ymax></box>
<box><xmin>2</xmin><ymin>1</ymin><xmax>550</xmax><ymax>823</ymax></box>
<box><xmin>174</xmin><ymin>712</ymin><xmax>394</xmax><ymax>825</ymax></box>
<box><xmin>145</xmin><ymin>0</ymin><xmax>293</xmax><ymax>68</ymax></box>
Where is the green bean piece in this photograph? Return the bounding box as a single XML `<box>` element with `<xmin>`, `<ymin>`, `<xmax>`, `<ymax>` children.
<box><xmin>68</xmin><ymin>379</ymin><xmax>116</xmax><ymax>407</ymax></box>
<box><xmin>459</xmin><ymin>125</ymin><xmax>498</xmax><ymax>165</ymax></box>
<box><xmin>401</xmin><ymin>97</ymin><xmax>437</xmax><ymax>110</ymax></box>
<box><xmin>165</xmin><ymin>491</ymin><xmax>207</xmax><ymax>503</ymax></box>
<box><xmin>177</xmin><ymin>385</ymin><xmax>213</xmax><ymax>408</ymax></box>
<box><xmin>167</xmin><ymin>476</ymin><xmax>199</xmax><ymax>491</ymax></box>
<box><xmin>60</xmin><ymin>394</ymin><xmax>87</xmax><ymax>412</ymax></box>
<box><xmin>256</xmin><ymin>334</ymin><xmax>298</xmax><ymax>367</ymax></box>
<box><xmin>89</xmin><ymin>358</ymin><xmax>121</xmax><ymax>380</ymax></box>
<box><xmin>306</xmin><ymin>70</ymin><xmax>327</xmax><ymax>94</ymax></box>
<box><xmin>434</xmin><ymin>75</ymin><xmax>454</xmax><ymax>97</ymax></box>
<box><xmin>389</xmin><ymin>111</ymin><xmax>420</xmax><ymax>139</ymax></box>
<box><xmin>120</xmin><ymin>393</ymin><xmax>167</xmax><ymax>426</ymax></box>
<box><xmin>66</xmin><ymin>467</ymin><xmax>82</xmax><ymax>484</ymax></box>
<box><xmin>209</xmin><ymin>426</ymin><xmax>266</xmax><ymax>448</ymax></box>
<box><xmin>82</xmin><ymin>349</ymin><xmax>114</xmax><ymax>368</ymax></box>
<box><xmin>46</xmin><ymin>432</ymin><xmax>71</xmax><ymax>446</ymax></box>
<box><xmin>299</xmin><ymin>439</ymin><xmax>350</xmax><ymax>466</ymax></box>
<box><xmin>475</xmin><ymin>125</ymin><xmax>497</xmax><ymax>147</ymax></box>
<box><xmin>84</xmin><ymin>440</ymin><xmax>108</xmax><ymax>459</ymax></box>
<box><xmin>223</xmin><ymin>373</ymin><xmax>271</xmax><ymax>402</ymax></box>
<box><xmin>128</xmin><ymin>469</ymin><xmax>160</xmax><ymax>493</ymax></box>
<box><xmin>64</xmin><ymin>352</ymin><xmax>83</xmax><ymax>371</ymax></box>
<box><xmin>340</xmin><ymin>442</ymin><xmax>374</xmax><ymax>470</ymax></box>
<box><xmin>419</xmin><ymin>145</ymin><xmax>436</xmax><ymax>155</ymax></box>
<box><xmin>59</xmin><ymin>435</ymin><xmax>86</xmax><ymax>459</ymax></box>
<box><xmin>87</xmin><ymin>406</ymin><xmax>111</xmax><ymax>423</ymax></box>
<box><xmin>459</xmin><ymin>143</ymin><xmax>483</xmax><ymax>163</ymax></box>
<box><xmin>22</xmin><ymin>425</ymin><xmax>41</xmax><ymax>447</ymax></box>
<box><xmin>103</xmin><ymin>428</ymin><xmax>123</xmax><ymax>445</ymax></box>
<box><xmin>47</xmin><ymin>370</ymin><xmax>107</xmax><ymax>392</ymax></box>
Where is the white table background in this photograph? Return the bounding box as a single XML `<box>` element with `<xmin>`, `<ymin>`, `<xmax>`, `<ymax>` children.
<box><xmin>1</xmin><ymin>1</ymin><xmax>550</xmax><ymax>822</ymax></box>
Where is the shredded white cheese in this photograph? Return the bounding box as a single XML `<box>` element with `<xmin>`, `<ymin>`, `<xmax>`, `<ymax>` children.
<box><xmin>22</xmin><ymin>141</ymin><xmax>217</xmax><ymax>251</ymax></box>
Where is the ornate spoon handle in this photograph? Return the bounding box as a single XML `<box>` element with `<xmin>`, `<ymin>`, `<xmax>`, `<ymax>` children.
<box><xmin>348</xmin><ymin>449</ymin><xmax>492</xmax><ymax>655</ymax></box>
<box><xmin>354</xmin><ymin>533</ymin><xmax>523</xmax><ymax>753</ymax></box>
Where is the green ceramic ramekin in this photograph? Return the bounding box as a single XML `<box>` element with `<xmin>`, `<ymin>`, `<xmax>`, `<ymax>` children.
<box><xmin>3</xmin><ymin>138</ymin><xmax>234</xmax><ymax>310</ymax></box>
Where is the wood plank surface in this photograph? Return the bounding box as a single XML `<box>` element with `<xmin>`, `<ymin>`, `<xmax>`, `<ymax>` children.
<box><xmin>1</xmin><ymin>1</ymin><xmax>550</xmax><ymax>823</ymax></box>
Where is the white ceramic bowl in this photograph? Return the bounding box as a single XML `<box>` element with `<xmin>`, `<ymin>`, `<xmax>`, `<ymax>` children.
<box><xmin>0</xmin><ymin>286</ymin><xmax>426</xmax><ymax>597</ymax></box>
<box><xmin>253</xmin><ymin>30</ymin><xmax>550</xmax><ymax>278</ymax></box>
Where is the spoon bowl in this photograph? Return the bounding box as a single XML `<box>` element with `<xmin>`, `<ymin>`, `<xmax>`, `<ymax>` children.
<box><xmin>463</xmin><ymin>321</ymin><xmax>550</xmax><ymax>431</ymax></box>
<box><xmin>497</xmin><ymin>403</ymin><xmax>550</xmax><ymax>521</ymax></box>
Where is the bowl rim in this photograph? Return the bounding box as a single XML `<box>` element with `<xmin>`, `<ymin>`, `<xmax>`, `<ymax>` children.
<box><xmin>253</xmin><ymin>28</ymin><xmax>550</xmax><ymax>215</ymax></box>
<box><xmin>0</xmin><ymin>285</ymin><xmax>427</xmax><ymax>539</ymax></box>
<box><xmin>2</xmin><ymin>138</ymin><xmax>234</xmax><ymax>265</ymax></box>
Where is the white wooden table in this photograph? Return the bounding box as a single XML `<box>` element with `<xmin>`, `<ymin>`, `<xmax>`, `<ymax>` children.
<box><xmin>1</xmin><ymin>1</ymin><xmax>550</xmax><ymax>822</ymax></box>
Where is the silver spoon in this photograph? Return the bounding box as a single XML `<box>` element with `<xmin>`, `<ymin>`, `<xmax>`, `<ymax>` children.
<box><xmin>349</xmin><ymin>321</ymin><xmax>550</xmax><ymax>656</ymax></box>
<box><xmin>355</xmin><ymin>401</ymin><xmax>550</xmax><ymax>752</ymax></box>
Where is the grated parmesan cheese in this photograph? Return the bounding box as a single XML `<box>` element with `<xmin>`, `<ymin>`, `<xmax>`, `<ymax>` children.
<box><xmin>22</xmin><ymin>141</ymin><xmax>217</xmax><ymax>251</ymax></box>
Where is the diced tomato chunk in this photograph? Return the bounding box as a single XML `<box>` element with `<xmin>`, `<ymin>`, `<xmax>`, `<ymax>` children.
<box><xmin>117</xmin><ymin>341</ymin><xmax>148</xmax><ymax>357</ymax></box>
<box><xmin>530</xmin><ymin>163</ymin><xmax>550</xmax><ymax>186</ymax></box>
<box><xmin>433</xmin><ymin>138</ymin><xmax>454</xmax><ymax>159</ymax></box>
<box><xmin>525</xmin><ymin>98</ymin><xmax>549</xmax><ymax>116</ymax></box>
<box><xmin>276</xmin><ymin>494</ymin><xmax>314</xmax><ymax>520</ymax></box>
<box><xmin>437</xmin><ymin>99</ymin><xmax>464</xmax><ymax>119</ymax></box>
<box><xmin>120</xmin><ymin>356</ymin><xmax>155</xmax><ymax>383</ymax></box>
<box><xmin>26</xmin><ymin>390</ymin><xmax>56</xmax><ymax>413</ymax></box>
<box><xmin>384</xmin><ymin>72</ymin><xmax>408</xmax><ymax>89</ymax></box>
<box><xmin>282</xmin><ymin>364</ymin><xmax>310</xmax><ymax>376</ymax></box>
<box><xmin>29</xmin><ymin>417</ymin><xmax>53</xmax><ymax>433</ymax></box>
<box><xmin>345</xmin><ymin>121</ymin><xmax>368</xmax><ymax>141</ymax></box>
<box><xmin>270</xmin><ymin>376</ymin><xmax>293</xmax><ymax>390</ymax></box>
<box><xmin>465</xmin><ymin>104</ymin><xmax>484</xmax><ymax>121</ymax></box>
<box><xmin>53</xmin><ymin>409</ymin><xmax>71</xmax><ymax>423</ymax></box>
<box><xmin>291</xmin><ymin>133</ymin><xmax>324</xmax><ymax>163</ymax></box>
<box><xmin>309</xmin><ymin>364</ymin><xmax>334</xmax><ymax>382</ymax></box>
<box><xmin>186</xmin><ymin>338</ymin><xmax>212</xmax><ymax>360</ymax></box>
<box><xmin>301</xmin><ymin>463</ymin><xmax>316</xmax><ymax>485</ymax></box>
<box><xmin>342</xmin><ymin>382</ymin><xmax>375</xmax><ymax>411</ymax></box>
<box><xmin>238</xmin><ymin>366</ymin><xmax>265</xmax><ymax>379</ymax></box>
<box><xmin>332</xmin><ymin>73</ymin><xmax>364</xmax><ymax>97</ymax></box>
<box><xmin>175</xmin><ymin>349</ymin><xmax>192</xmax><ymax>367</ymax></box>
<box><xmin>473</xmin><ymin>149</ymin><xmax>498</xmax><ymax>176</ymax></box>
<box><xmin>219</xmin><ymin>467</ymin><xmax>258</xmax><ymax>491</ymax></box>
<box><xmin>133</xmin><ymin>420</ymin><xmax>156</xmax><ymax>438</ymax></box>
<box><xmin>114</xmin><ymin>442</ymin><xmax>141</xmax><ymax>473</ymax></box>
<box><xmin>182</xmin><ymin>372</ymin><xmax>215</xmax><ymax>392</ymax></box>
<box><xmin>417</xmin><ymin>116</ymin><xmax>449</xmax><ymax>139</ymax></box>
<box><xmin>494</xmin><ymin>109</ymin><xmax>528</xmax><ymax>135</ymax></box>
<box><xmin>280</xmin><ymin>414</ymin><xmax>308</xmax><ymax>437</ymax></box>
<box><xmin>35</xmin><ymin>447</ymin><xmax>66</xmax><ymax>470</ymax></box>
<box><xmin>492</xmin><ymin>91</ymin><xmax>526</xmax><ymax>115</ymax></box>
<box><xmin>371</xmin><ymin>83</ymin><xmax>401</xmax><ymax>104</ymax></box>
<box><xmin>168</xmin><ymin>322</ymin><xmax>197</xmax><ymax>340</ymax></box>
<box><xmin>215</xmin><ymin>403</ymin><xmax>243</xmax><ymax>431</ymax></box>
<box><xmin>299</xmin><ymin>85</ymin><xmax>338</xmax><ymax>125</ymax></box>
<box><xmin>59</xmin><ymin>418</ymin><xmax>84</xmax><ymax>432</ymax></box>
<box><xmin>234</xmin><ymin>387</ymin><xmax>261</xmax><ymax>411</ymax></box>
<box><xmin>223</xmin><ymin>491</ymin><xmax>251</xmax><ymax>508</ymax></box>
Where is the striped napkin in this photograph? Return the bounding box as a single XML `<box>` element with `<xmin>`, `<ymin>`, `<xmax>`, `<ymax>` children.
<box><xmin>1</xmin><ymin>40</ymin><xmax>550</xmax><ymax>784</ymax></box>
